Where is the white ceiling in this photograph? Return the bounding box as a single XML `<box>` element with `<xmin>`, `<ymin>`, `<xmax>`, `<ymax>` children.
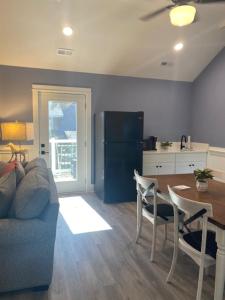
<box><xmin>0</xmin><ymin>0</ymin><xmax>225</xmax><ymax>82</ymax></box>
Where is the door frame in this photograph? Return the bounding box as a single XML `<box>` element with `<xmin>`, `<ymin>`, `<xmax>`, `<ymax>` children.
<box><xmin>32</xmin><ymin>84</ymin><xmax>92</xmax><ymax>192</ymax></box>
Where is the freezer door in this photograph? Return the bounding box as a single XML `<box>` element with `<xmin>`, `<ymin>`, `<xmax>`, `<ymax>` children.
<box><xmin>104</xmin><ymin>142</ymin><xmax>142</xmax><ymax>203</ymax></box>
<box><xmin>104</xmin><ymin>111</ymin><xmax>143</xmax><ymax>142</ymax></box>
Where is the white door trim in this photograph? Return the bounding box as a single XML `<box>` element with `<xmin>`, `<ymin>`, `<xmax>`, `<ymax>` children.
<box><xmin>32</xmin><ymin>84</ymin><xmax>92</xmax><ymax>192</ymax></box>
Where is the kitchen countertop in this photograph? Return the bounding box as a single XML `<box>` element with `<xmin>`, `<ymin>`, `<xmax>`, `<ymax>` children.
<box><xmin>143</xmin><ymin>142</ymin><xmax>209</xmax><ymax>154</ymax></box>
<box><xmin>143</xmin><ymin>149</ymin><xmax>208</xmax><ymax>154</ymax></box>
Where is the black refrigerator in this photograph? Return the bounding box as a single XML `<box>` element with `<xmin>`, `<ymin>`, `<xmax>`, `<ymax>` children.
<box><xmin>94</xmin><ymin>111</ymin><xmax>144</xmax><ymax>203</ymax></box>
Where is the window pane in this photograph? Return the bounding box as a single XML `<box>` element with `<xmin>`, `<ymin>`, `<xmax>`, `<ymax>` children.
<box><xmin>48</xmin><ymin>101</ymin><xmax>77</xmax><ymax>182</ymax></box>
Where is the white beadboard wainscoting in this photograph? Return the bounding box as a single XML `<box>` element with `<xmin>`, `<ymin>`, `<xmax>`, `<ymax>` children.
<box><xmin>0</xmin><ymin>145</ymin><xmax>37</xmax><ymax>162</ymax></box>
<box><xmin>207</xmin><ymin>147</ymin><xmax>225</xmax><ymax>183</ymax></box>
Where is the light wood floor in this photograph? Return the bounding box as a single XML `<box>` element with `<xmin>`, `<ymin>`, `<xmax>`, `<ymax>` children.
<box><xmin>1</xmin><ymin>193</ymin><xmax>220</xmax><ymax>300</ymax></box>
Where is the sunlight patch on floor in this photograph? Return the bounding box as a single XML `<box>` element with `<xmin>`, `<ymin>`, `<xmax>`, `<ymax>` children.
<box><xmin>59</xmin><ymin>196</ymin><xmax>112</xmax><ymax>234</ymax></box>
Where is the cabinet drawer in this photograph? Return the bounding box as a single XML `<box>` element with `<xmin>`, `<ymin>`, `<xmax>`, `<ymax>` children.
<box><xmin>143</xmin><ymin>153</ymin><xmax>175</xmax><ymax>163</ymax></box>
<box><xmin>176</xmin><ymin>153</ymin><xmax>207</xmax><ymax>162</ymax></box>
<box><xmin>175</xmin><ymin>161</ymin><xmax>206</xmax><ymax>174</ymax></box>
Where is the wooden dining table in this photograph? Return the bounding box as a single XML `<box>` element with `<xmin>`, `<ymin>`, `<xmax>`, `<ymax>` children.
<box><xmin>151</xmin><ymin>174</ymin><xmax>225</xmax><ymax>300</ymax></box>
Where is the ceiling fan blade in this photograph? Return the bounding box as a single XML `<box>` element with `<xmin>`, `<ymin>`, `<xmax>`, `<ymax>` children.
<box><xmin>193</xmin><ymin>11</ymin><xmax>200</xmax><ymax>23</ymax></box>
<box><xmin>195</xmin><ymin>0</ymin><xmax>225</xmax><ymax>3</ymax></box>
<box><xmin>140</xmin><ymin>5</ymin><xmax>175</xmax><ymax>21</ymax></box>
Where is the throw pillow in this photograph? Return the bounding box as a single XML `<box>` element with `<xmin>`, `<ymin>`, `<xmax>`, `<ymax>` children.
<box><xmin>0</xmin><ymin>171</ymin><xmax>16</xmax><ymax>218</ymax></box>
<box><xmin>0</xmin><ymin>161</ymin><xmax>6</xmax><ymax>173</ymax></box>
<box><xmin>0</xmin><ymin>161</ymin><xmax>16</xmax><ymax>178</ymax></box>
<box><xmin>10</xmin><ymin>171</ymin><xmax>50</xmax><ymax>219</ymax></box>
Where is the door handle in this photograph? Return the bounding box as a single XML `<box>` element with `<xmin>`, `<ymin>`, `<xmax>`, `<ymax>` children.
<box><xmin>41</xmin><ymin>150</ymin><xmax>49</xmax><ymax>155</ymax></box>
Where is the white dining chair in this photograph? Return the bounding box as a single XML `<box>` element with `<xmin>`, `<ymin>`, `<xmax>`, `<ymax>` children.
<box><xmin>134</xmin><ymin>170</ymin><xmax>180</xmax><ymax>262</ymax></box>
<box><xmin>167</xmin><ymin>185</ymin><xmax>217</xmax><ymax>300</ymax></box>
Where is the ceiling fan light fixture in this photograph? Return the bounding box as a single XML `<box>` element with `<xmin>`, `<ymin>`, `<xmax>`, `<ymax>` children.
<box><xmin>170</xmin><ymin>5</ymin><xmax>196</xmax><ymax>27</ymax></box>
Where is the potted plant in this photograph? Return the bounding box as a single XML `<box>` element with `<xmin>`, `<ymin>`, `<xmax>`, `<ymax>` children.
<box><xmin>160</xmin><ymin>141</ymin><xmax>173</xmax><ymax>150</ymax></box>
<box><xmin>194</xmin><ymin>168</ymin><xmax>214</xmax><ymax>192</ymax></box>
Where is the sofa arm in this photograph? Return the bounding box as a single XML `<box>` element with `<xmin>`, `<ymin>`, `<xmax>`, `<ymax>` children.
<box><xmin>0</xmin><ymin>218</ymin><xmax>53</xmax><ymax>246</ymax></box>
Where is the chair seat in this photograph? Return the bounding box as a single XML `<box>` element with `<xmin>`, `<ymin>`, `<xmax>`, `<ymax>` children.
<box><xmin>183</xmin><ymin>230</ymin><xmax>217</xmax><ymax>259</ymax></box>
<box><xmin>144</xmin><ymin>203</ymin><xmax>175</xmax><ymax>220</ymax></box>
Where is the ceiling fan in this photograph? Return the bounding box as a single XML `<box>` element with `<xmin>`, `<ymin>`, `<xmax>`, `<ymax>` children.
<box><xmin>140</xmin><ymin>0</ymin><xmax>225</xmax><ymax>26</ymax></box>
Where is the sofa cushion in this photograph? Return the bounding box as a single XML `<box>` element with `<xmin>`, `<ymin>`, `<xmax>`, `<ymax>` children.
<box><xmin>10</xmin><ymin>172</ymin><xmax>50</xmax><ymax>219</ymax></box>
<box><xmin>15</xmin><ymin>161</ymin><xmax>25</xmax><ymax>185</ymax></box>
<box><xmin>28</xmin><ymin>166</ymin><xmax>49</xmax><ymax>182</ymax></box>
<box><xmin>25</xmin><ymin>158</ymin><xmax>47</xmax><ymax>174</ymax></box>
<box><xmin>0</xmin><ymin>171</ymin><xmax>16</xmax><ymax>218</ymax></box>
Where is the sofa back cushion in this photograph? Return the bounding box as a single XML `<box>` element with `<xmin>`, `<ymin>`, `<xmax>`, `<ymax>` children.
<box><xmin>25</xmin><ymin>158</ymin><xmax>47</xmax><ymax>173</ymax></box>
<box><xmin>25</xmin><ymin>158</ymin><xmax>49</xmax><ymax>181</ymax></box>
<box><xmin>28</xmin><ymin>166</ymin><xmax>49</xmax><ymax>181</ymax></box>
<box><xmin>0</xmin><ymin>171</ymin><xmax>16</xmax><ymax>218</ymax></box>
<box><xmin>10</xmin><ymin>171</ymin><xmax>50</xmax><ymax>219</ymax></box>
<box><xmin>15</xmin><ymin>161</ymin><xmax>25</xmax><ymax>185</ymax></box>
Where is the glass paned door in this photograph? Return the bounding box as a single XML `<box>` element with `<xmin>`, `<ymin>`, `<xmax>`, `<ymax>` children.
<box><xmin>48</xmin><ymin>101</ymin><xmax>77</xmax><ymax>182</ymax></box>
<box><xmin>39</xmin><ymin>92</ymin><xmax>86</xmax><ymax>194</ymax></box>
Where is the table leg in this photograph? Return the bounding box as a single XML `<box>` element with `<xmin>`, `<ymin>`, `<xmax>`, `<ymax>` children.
<box><xmin>214</xmin><ymin>228</ymin><xmax>225</xmax><ymax>300</ymax></box>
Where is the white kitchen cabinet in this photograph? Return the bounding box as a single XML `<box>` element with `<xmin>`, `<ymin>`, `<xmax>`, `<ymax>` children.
<box><xmin>143</xmin><ymin>162</ymin><xmax>175</xmax><ymax>175</ymax></box>
<box><xmin>143</xmin><ymin>162</ymin><xmax>158</xmax><ymax>175</ymax></box>
<box><xmin>143</xmin><ymin>153</ymin><xmax>175</xmax><ymax>175</ymax></box>
<box><xmin>175</xmin><ymin>161</ymin><xmax>206</xmax><ymax>174</ymax></box>
<box><xmin>143</xmin><ymin>151</ymin><xmax>207</xmax><ymax>176</ymax></box>
<box><xmin>158</xmin><ymin>162</ymin><xmax>175</xmax><ymax>175</ymax></box>
<box><xmin>175</xmin><ymin>153</ymin><xmax>207</xmax><ymax>174</ymax></box>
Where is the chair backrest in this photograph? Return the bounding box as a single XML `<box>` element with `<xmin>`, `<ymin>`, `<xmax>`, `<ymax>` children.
<box><xmin>167</xmin><ymin>185</ymin><xmax>213</xmax><ymax>218</ymax></box>
<box><xmin>168</xmin><ymin>185</ymin><xmax>213</xmax><ymax>263</ymax></box>
<box><xmin>134</xmin><ymin>170</ymin><xmax>158</xmax><ymax>199</ymax></box>
<box><xmin>167</xmin><ymin>186</ymin><xmax>214</xmax><ymax>300</ymax></box>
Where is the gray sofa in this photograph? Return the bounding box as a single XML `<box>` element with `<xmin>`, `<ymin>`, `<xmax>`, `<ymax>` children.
<box><xmin>0</xmin><ymin>158</ymin><xmax>59</xmax><ymax>293</ymax></box>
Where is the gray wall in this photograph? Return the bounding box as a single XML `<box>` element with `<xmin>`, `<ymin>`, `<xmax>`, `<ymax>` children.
<box><xmin>191</xmin><ymin>47</ymin><xmax>225</xmax><ymax>147</ymax></box>
<box><xmin>0</xmin><ymin>65</ymin><xmax>192</xmax><ymax>141</ymax></box>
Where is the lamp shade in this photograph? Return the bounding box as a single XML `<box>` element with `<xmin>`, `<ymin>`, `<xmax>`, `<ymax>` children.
<box><xmin>26</xmin><ymin>123</ymin><xmax>34</xmax><ymax>141</ymax></box>
<box><xmin>170</xmin><ymin>5</ymin><xmax>196</xmax><ymax>27</ymax></box>
<box><xmin>1</xmin><ymin>122</ymin><xmax>27</xmax><ymax>141</ymax></box>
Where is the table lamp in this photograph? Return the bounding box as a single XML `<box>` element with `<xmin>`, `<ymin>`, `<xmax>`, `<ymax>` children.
<box><xmin>0</xmin><ymin>121</ymin><xmax>27</xmax><ymax>161</ymax></box>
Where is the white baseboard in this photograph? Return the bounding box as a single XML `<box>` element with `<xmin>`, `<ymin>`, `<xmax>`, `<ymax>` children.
<box><xmin>87</xmin><ymin>184</ymin><xmax>94</xmax><ymax>193</ymax></box>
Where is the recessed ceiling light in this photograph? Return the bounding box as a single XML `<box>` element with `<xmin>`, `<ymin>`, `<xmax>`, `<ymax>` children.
<box><xmin>174</xmin><ymin>42</ymin><xmax>184</xmax><ymax>51</ymax></box>
<box><xmin>63</xmin><ymin>26</ymin><xmax>73</xmax><ymax>36</ymax></box>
